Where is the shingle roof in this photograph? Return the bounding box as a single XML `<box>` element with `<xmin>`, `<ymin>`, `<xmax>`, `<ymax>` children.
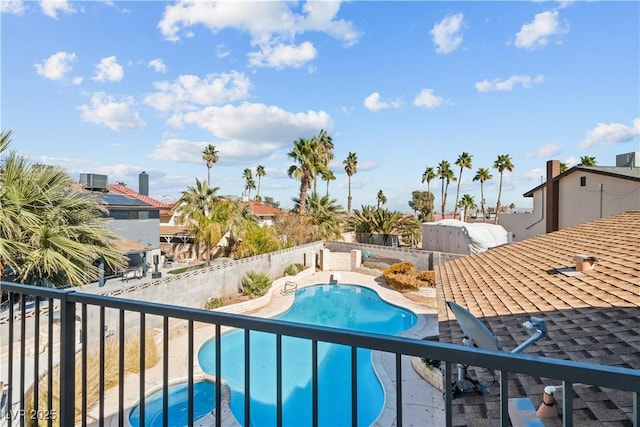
<box><xmin>435</xmin><ymin>211</ymin><xmax>640</xmax><ymax>426</ymax></box>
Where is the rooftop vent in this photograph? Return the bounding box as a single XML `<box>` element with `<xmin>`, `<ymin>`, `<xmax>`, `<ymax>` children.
<box><xmin>574</xmin><ymin>254</ymin><xmax>597</xmax><ymax>272</ymax></box>
<box><xmin>80</xmin><ymin>173</ymin><xmax>108</xmax><ymax>191</ymax></box>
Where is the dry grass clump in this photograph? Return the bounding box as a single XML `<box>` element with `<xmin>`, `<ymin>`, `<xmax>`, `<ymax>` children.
<box><xmin>124</xmin><ymin>328</ymin><xmax>160</xmax><ymax>374</ymax></box>
<box><xmin>383</xmin><ymin>262</ymin><xmax>436</xmax><ymax>292</ymax></box>
<box><xmin>24</xmin><ymin>329</ymin><xmax>159</xmax><ymax>425</ymax></box>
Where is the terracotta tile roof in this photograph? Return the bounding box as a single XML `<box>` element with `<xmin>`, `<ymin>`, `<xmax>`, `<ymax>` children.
<box><xmin>436</xmin><ymin>210</ymin><xmax>640</xmax><ymax>425</ymax></box>
<box><xmin>108</xmin><ymin>184</ymin><xmax>174</xmax><ymax>211</ymax></box>
<box><xmin>247</xmin><ymin>201</ymin><xmax>286</xmax><ymax>216</ymax></box>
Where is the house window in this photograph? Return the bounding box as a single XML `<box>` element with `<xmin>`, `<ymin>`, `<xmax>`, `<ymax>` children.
<box><xmin>580</xmin><ymin>176</ymin><xmax>586</xmax><ymax>187</ymax></box>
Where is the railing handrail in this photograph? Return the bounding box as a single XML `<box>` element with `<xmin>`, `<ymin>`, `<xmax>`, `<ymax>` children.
<box><xmin>3</xmin><ymin>280</ymin><xmax>639</xmax><ymax>394</ymax></box>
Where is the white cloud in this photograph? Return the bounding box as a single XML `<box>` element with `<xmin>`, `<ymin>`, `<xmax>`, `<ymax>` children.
<box><xmin>364</xmin><ymin>92</ymin><xmax>389</xmax><ymax>112</ymax></box>
<box><xmin>151</xmin><ymin>101</ymin><xmax>332</xmax><ymax>163</ymax></box>
<box><xmin>248</xmin><ymin>41</ymin><xmax>317</xmax><ymax>69</ymax></box>
<box><xmin>40</xmin><ymin>0</ymin><xmax>75</xmax><ymax>19</ymax></box>
<box><xmin>93</xmin><ymin>56</ymin><xmax>124</xmax><ymax>82</ymax></box>
<box><xmin>78</xmin><ymin>92</ymin><xmax>146</xmax><ymax>131</ymax></box>
<box><xmin>158</xmin><ymin>1</ymin><xmax>359</xmax><ymax>69</ymax></box>
<box><xmin>578</xmin><ymin>118</ymin><xmax>640</xmax><ymax>149</ymax></box>
<box><xmin>172</xmin><ymin>102</ymin><xmax>332</xmax><ymax>147</ymax></box>
<box><xmin>144</xmin><ymin>71</ymin><xmax>251</xmax><ymax>112</ymax></box>
<box><xmin>526</xmin><ymin>143</ymin><xmax>561</xmax><ymax>157</ymax></box>
<box><xmin>475</xmin><ymin>74</ymin><xmax>544</xmax><ymax>92</ymax></box>
<box><xmin>413</xmin><ymin>89</ymin><xmax>444</xmax><ymax>109</ymax></box>
<box><xmin>430</xmin><ymin>13</ymin><xmax>464</xmax><ymax>54</ymax></box>
<box><xmin>1</xmin><ymin>0</ymin><xmax>24</xmax><ymax>14</ymax></box>
<box><xmin>514</xmin><ymin>10</ymin><xmax>569</xmax><ymax>50</ymax></box>
<box><xmin>147</xmin><ymin>58</ymin><xmax>166</xmax><ymax>73</ymax></box>
<box><xmin>34</xmin><ymin>51</ymin><xmax>77</xmax><ymax>81</ymax></box>
<box><xmin>216</xmin><ymin>44</ymin><xmax>230</xmax><ymax>59</ymax></box>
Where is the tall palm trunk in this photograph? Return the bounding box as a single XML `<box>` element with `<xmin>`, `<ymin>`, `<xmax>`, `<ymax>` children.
<box><xmin>480</xmin><ymin>183</ymin><xmax>486</xmax><ymax>223</ymax></box>
<box><xmin>495</xmin><ymin>173</ymin><xmax>504</xmax><ymax>224</ymax></box>
<box><xmin>347</xmin><ymin>176</ymin><xmax>352</xmax><ymax>214</ymax></box>
<box><xmin>441</xmin><ymin>179</ymin><xmax>446</xmax><ymax>219</ymax></box>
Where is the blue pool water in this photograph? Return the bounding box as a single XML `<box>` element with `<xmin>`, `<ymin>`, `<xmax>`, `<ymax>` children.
<box><xmin>129</xmin><ymin>380</ymin><xmax>216</xmax><ymax>427</ymax></box>
<box><xmin>198</xmin><ymin>284</ymin><xmax>417</xmax><ymax>426</ymax></box>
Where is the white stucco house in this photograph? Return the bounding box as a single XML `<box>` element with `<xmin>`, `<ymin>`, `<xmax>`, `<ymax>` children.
<box><xmin>499</xmin><ymin>153</ymin><xmax>640</xmax><ymax>241</ymax></box>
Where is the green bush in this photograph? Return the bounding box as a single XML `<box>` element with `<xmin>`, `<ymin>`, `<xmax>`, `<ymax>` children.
<box><xmin>284</xmin><ymin>263</ymin><xmax>304</xmax><ymax>276</ymax></box>
<box><xmin>421</xmin><ymin>357</ymin><xmax>441</xmax><ymax>371</ymax></box>
<box><xmin>241</xmin><ymin>272</ymin><xmax>273</xmax><ymax>298</ymax></box>
<box><xmin>204</xmin><ymin>297</ymin><xmax>226</xmax><ymax>309</ymax></box>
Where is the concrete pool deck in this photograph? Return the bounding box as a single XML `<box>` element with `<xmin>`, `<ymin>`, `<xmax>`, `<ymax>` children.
<box><xmin>94</xmin><ymin>270</ymin><xmax>445</xmax><ymax>426</ymax></box>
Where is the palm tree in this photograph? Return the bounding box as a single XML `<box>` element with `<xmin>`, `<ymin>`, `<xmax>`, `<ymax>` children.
<box><xmin>242</xmin><ymin>168</ymin><xmax>255</xmax><ymax>199</ymax></box>
<box><xmin>452</xmin><ymin>152</ymin><xmax>473</xmax><ymax>219</ymax></box>
<box><xmin>255</xmin><ymin>165</ymin><xmax>266</xmax><ymax>200</ymax></box>
<box><xmin>473</xmin><ymin>167</ymin><xmax>493</xmax><ymax>223</ymax></box>
<box><xmin>377</xmin><ymin>189</ymin><xmax>387</xmax><ymax>208</ymax></box>
<box><xmin>437</xmin><ymin>160</ymin><xmax>456</xmax><ymax>220</ymax></box>
<box><xmin>578</xmin><ymin>156</ymin><xmax>597</xmax><ymax>166</ymax></box>
<box><xmin>309</xmin><ymin>130</ymin><xmax>334</xmax><ymax>193</ymax></box>
<box><xmin>343</xmin><ymin>152</ymin><xmax>358</xmax><ymax>215</ymax></box>
<box><xmin>0</xmin><ymin>130</ymin><xmax>127</xmax><ymax>286</ymax></box>
<box><xmin>560</xmin><ymin>162</ymin><xmax>568</xmax><ymax>173</ymax></box>
<box><xmin>457</xmin><ymin>194</ymin><xmax>477</xmax><ymax>221</ymax></box>
<box><xmin>321</xmin><ymin>168</ymin><xmax>335</xmax><ymax>196</ymax></box>
<box><xmin>288</xmin><ymin>138</ymin><xmax>315</xmax><ymax>215</ymax></box>
<box><xmin>202</xmin><ymin>144</ymin><xmax>219</xmax><ymax>186</ymax></box>
<box><xmin>175</xmin><ymin>179</ymin><xmax>222</xmax><ymax>265</ymax></box>
<box><xmin>421</xmin><ymin>166</ymin><xmax>436</xmax><ymax>216</ymax></box>
<box><xmin>493</xmin><ymin>154</ymin><xmax>515</xmax><ymax>224</ymax></box>
<box><xmin>294</xmin><ymin>192</ymin><xmax>345</xmax><ymax>241</ymax></box>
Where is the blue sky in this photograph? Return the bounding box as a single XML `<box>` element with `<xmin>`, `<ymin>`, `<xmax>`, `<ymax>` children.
<box><xmin>2</xmin><ymin>1</ymin><xmax>639</xmax><ymax>212</ymax></box>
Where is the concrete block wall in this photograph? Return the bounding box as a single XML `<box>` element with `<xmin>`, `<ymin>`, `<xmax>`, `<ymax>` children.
<box><xmin>79</xmin><ymin>241</ymin><xmax>325</xmax><ymax>347</ymax></box>
<box><xmin>325</xmin><ymin>241</ymin><xmax>462</xmax><ymax>271</ymax></box>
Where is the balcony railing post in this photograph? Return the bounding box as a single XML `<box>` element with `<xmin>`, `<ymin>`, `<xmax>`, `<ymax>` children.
<box><xmin>633</xmin><ymin>391</ymin><xmax>638</xmax><ymax>427</ymax></box>
<box><xmin>563</xmin><ymin>381</ymin><xmax>573</xmax><ymax>427</ymax></box>
<box><xmin>59</xmin><ymin>289</ymin><xmax>76</xmax><ymax>426</ymax></box>
<box><xmin>499</xmin><ymin>370</ymin><xmax>508</xmax><ymax>426</ymax></box>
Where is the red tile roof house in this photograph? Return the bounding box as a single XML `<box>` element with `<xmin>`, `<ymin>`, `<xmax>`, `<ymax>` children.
<box><xmin>434</xmin><ymin>211</ymin><xmax>639</xmax><ymax>426</ymax></box>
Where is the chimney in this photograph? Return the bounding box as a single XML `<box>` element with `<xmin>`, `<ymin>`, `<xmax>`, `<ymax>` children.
<box><xmin>574</xmin><ymin>254</ymin><xmax>596</xmax><ymax>272</ymax></box>
<box><xmin>545</xmin><ymin>160</ymin><xmax>560</xmax><ymax>233</ymax></box>
<box><xmin>139</xmin><ymin>171</ymin><xmax>149</xmax><ymax>196</ymax></box>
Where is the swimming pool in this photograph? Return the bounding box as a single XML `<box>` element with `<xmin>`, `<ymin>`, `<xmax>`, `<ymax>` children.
<box><xmin>198</xmin><ymin>284</ymin><xmax>417</xmax><ymax>426</ymax></box>
<box><xmin>128</xmin><ymin>378</ymin><xmax>216</xmax><ymax>427</ymax></box>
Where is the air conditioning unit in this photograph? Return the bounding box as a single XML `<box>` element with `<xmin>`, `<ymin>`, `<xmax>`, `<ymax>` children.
<box><xmin>80</xmin><ymin>173</ymin><xmax>108</xmax><ymax>191</ymax></box>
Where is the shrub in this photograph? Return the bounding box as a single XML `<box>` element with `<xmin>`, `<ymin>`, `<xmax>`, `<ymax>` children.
<box><xmin>382</xmin><ymin>261</ymin><xmax>415</xmax><ymax>276</ymax></box>
<box><xmin>383</xmin><ymin>262</ymin><xmax>434</xmax><ymax>292</ymax></box>
<box><xmin>241</xmin><ymin>272</ymin><xmax>273</xmax><ymax>298</ymax></box>
<box><xmin>421</xmin><ymin>357</ymin><xmax>441</xmax><ymax>371</ymax></box>
<box><xmin>384</xmin><ymin>273</ymin><xmax>420</xmax><ymax>292</ymax></box>
<box><xmin>415</xmin><ymin>270</ymin><xmax>436</xmax><ymax>287</ymax></box>
<box><xmin>284</xmin><ymin>263</ymin><xmax>304</xmax><ymax>276</ymax></box>
<box><xmin>205</xmin><ymin>297</ymin><xmax>226</xmax><ymax>309</ymax></box>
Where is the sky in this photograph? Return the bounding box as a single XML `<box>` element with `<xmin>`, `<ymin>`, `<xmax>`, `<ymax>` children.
<box><xmin>1</xmin><ymin>0</ymin><xmax>639</xmax><ymax>213</ymax></box>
